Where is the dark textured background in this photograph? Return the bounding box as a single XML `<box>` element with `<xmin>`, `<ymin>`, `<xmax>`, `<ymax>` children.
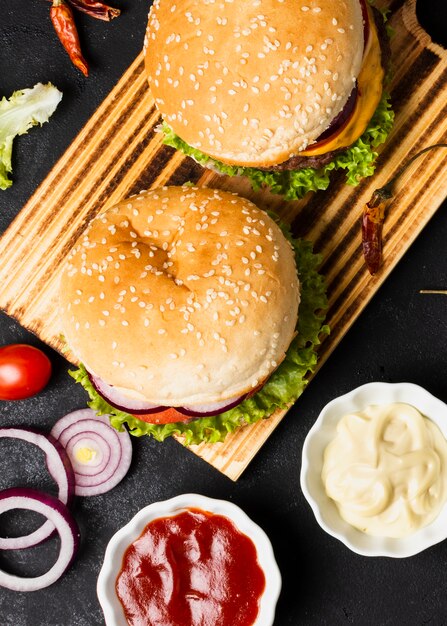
<box><xmin>0</xmin><ymin>1</ymin><xmax>446</xmax><ymax>625</ymax></box>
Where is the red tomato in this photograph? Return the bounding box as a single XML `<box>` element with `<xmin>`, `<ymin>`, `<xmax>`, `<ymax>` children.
<box><xmin>0</xmin><ymin>344</ymin><xmax>52</xmax><ymax>400</ymax></box>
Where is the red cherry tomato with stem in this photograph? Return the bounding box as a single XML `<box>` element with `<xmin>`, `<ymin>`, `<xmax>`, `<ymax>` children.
<box><xmin>0</xmin><ymin>344</ymin><xmax>52</xmax><ymax>400</ymax></box>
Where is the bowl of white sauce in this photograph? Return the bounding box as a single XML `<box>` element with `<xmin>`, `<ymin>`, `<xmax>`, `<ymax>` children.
<box><xmin>300</xmin><ymin>382</ymin><xmax>447</xmax><ymax>557</ymax></box>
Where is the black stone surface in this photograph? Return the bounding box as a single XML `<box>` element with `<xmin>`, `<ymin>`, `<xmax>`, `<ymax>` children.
<box><xmin>0</xmin><ymin>2</ymin><xmax>446</xmax><ymax>625</ymax></box>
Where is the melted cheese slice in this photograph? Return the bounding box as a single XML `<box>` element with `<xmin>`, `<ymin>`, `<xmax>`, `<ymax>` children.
<box><xmin>300</xmin><ymin>7</ymin><xmax>384</xmax><ymax>157</ymax></box>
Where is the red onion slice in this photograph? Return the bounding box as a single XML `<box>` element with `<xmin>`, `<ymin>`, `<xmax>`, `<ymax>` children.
<box><xmin>0</xmin><ymin>487</ymin><xmax>80</xmax><ymax>592</ymax></box>
<box><xmin>0</xmin><ymin>428</ymin><xmax>75</xmax><ymax>550</ymax></box>
<box><xmin>89</xmin><ymin>373</ymin><xmax>247</xmax><ymax>418</ymax></box>
<box><xmin>177</xmin><ymin>394</ymin><xmax>247</xmax><ymax>418</ymax></box>
<box><xmin>50</xmin><ymin>409</ymin><xmax>132</xmax><ymax>497</ymax></box>
<box><xmin>88</xmin><ymin>373</ymin><xmax>165</xmax><ymax>414</ymax></box>
<box><xmin>315</xmin><ymin>84</ymin><xmax>358</xmax><ymax>144</ymax></box>
<box><xmin>57</xmin><ymin>422</ymin><xmax>122</xmax><ymax>488</ymax></box>
<box><xmin>63</xmin><ymin>431</ymin><xmax>111</xmax><ymax>477</ymax></box>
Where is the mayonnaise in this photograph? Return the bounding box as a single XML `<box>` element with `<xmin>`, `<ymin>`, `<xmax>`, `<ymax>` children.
<box><xmin>322</xmin><ymin>403</ymin><xmax>447</xmax><ymax>537</ymax></box>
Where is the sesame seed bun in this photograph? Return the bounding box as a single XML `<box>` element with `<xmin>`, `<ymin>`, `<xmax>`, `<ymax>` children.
<box><xmin>59</xmin><ymin>186</ymin><xmax>300</xmax><ymax>406</ymax></box>
<box><xmin>144</xmin><ymin>0</ymin><xmax>364</xmax><ymax>167</ymax></box>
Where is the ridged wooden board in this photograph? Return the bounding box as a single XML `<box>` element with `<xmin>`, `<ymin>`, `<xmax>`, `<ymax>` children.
<box><xmin>0</xmin><ymin>0</ymin><xmax>446</xmax><ymax>480</ymax></box>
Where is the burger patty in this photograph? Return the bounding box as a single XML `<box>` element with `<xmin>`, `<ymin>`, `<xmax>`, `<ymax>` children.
<box><xmin>268</xmin><ymin>148</ymin><xmax>343</xmax><ymax>172</ymax></box>
<box><xmin>266</xmin><ymin>7</ymin><xmax>391</xmax><ymax>173</ymax></box>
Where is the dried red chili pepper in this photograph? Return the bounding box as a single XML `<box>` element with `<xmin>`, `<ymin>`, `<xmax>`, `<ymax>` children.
<box><xmin>67</xmin><ymin>0</ymin><xmax>120</xmax><ymax>21</ymax></box>
<box><xmin>362</xmin><ymin>189</ymin><xmax>388</xmax><ymax>275</ymax></box>
<box><xmin>50</xmin><ymin>0</ymin><xmax>89</xmax><ymax>76</ymax></box>
<box><xmin>362</xmin><ymin>143</ymin><xmax>447</xmax><ymax>275</ymax></box>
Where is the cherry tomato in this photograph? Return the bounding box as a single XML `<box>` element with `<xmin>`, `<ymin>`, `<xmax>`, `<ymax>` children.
<box><xmin>0</xmin><ymin>344</ymin><xmax>52</xmax><ymax>400</ymax></box>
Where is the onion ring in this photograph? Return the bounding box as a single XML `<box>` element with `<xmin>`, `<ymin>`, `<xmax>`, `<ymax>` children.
<box><xmin>0</xmin><ymin>487</ymin><xmax>80</xmax><ymax>592</ymax></box>
<box><xmin>64</xmin><ymin>431</ymin><xmax>111</xmax><ymax>477</ymax></box>
<box><xmin>0</xmin><ymin>428</ymin><xmax>75</xmax><ymax>550</ymax></box>
<box><xmin>89</xmin><ymin>373</ymin><xmax>166</xmax><ymax>414</ymax></box>
<box><xmin>177</xmin><ymin>394</ymin><xmax>248</xmax><ymax>417</ymax></box>
<box><xmin>50</xmin><ymin>409</ymin><xmax>132</xmax><ymax>497</ymax></box>
<box><xmin>89</xmin><ymin>372</ymin><xmax>249</xmax><ymax>418</ymax></box>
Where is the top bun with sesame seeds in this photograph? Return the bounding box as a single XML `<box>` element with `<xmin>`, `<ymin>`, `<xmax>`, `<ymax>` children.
<box><xmin>59</xmin><ymin>186</ymin><xmax>300</xmax><ymax>407</ymax></box>
<box><xmin>144</xmin><ymin>0</ymin><xmax>365</xmax><ymax>167</ymax></box>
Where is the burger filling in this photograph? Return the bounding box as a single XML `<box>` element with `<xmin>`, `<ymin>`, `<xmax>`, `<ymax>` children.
<box><xmin>69</xmin><ymin>224</ymin><xmax>329</xmax><ymax>445</ymax></box>
<box><xmin>88</xmin><ymin>370</ymin><xmax>251</xmax><ymax>418</ymax></box>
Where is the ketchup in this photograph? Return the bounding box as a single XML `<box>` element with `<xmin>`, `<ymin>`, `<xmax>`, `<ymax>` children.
<box><xmin>116</xmin><ymin>508</ymin><xmax>266</xmax><ymax>626</ymax></box>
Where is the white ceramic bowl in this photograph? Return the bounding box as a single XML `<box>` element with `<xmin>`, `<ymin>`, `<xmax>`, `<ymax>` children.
<box><xmin>301</xmin><ymin>382</ymin><xmax>447</xmax><ymax>558</ymax></box>
<box><xmin>97</xmin><ymin>493</ymin><xmax>281</xmax><ymax>625</ymax></box>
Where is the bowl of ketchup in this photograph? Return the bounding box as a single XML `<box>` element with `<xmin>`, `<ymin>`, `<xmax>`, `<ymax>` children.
<box><xmin>97</xmin><ymin>493</ymin><xmax>281</xmax><ymax>626</ymax></box>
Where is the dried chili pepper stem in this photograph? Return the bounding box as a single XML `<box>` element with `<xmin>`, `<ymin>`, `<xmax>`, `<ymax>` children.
<box><xmin>362</xmin><ymin>143</ymin><xmax>447</xmax><ymax>275</ymax></box>
<box><xmin>50</xmin><ymin>0</ymin><xmax>89</xmax><ymax>76</ymax></box>
<box><xmin>46</xmin><ymin>0</ymin><xmax>120</xmax><ymax>22</ymax></box>
<box><xmin>67</xmin><ymin>0</ymin><xmax>120</xmax><ymax>22</ymax></box>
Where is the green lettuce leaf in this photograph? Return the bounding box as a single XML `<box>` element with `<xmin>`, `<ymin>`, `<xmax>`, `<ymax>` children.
<box><xmin>162</xmin><ymin>91</ymin><xmax>394</xmax><ymax>201</ymax></box>
<box><xmin>0</xmin><ymin>83</ymin><xmax>62</xmax><ymax>190</ymax></box>
<box><xmin>69</xmin><ymin>226</ymin><xmax>329</xmax><ymax>445</ymax></box>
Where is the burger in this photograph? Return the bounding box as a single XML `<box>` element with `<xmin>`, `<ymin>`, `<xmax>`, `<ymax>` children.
<box><xmin>61</xmin><ymin>186</ymin><xmax>328</xmax><ymax>444</ymax></box>
<box><xmin>144</xmin><ymin>0</ymin><xmax>394</xmax><ymax>200</ymax></box>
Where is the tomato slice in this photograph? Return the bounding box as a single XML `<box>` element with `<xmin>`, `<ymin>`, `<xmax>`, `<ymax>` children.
<box><xmin>0</xmin><ymin>344</ymin><xmax>52</xmax><ymax>400</ymax></box>
<box><xmin>130</xmin><ymin>407</ymin><xmax>192</xmax><ymax>425</ymax></box>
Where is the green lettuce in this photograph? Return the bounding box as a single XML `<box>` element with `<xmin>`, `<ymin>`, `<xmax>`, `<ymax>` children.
<box><xmin>69</xmin><ymin>225</ymin><xmax>329</xmax><ymax>445</ymax></box>
<box><xmin>162</xmin><ymin>91</ymin><xmax>394</xmax><ymax>201</ymax></box>
<box><xmin>0</xmin><ymin>83</ymin><xmax>62</xmax><ymax>190</ymax></box>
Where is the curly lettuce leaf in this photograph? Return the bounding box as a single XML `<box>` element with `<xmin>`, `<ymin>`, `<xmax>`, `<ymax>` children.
<box><xmin>162</xmin><ymin>92</ymin><xmax>394</xmax><ymax>201</ymax></box>
<box><xmin>0</xmin><ymin>83</ymin><xmax>62</xmax><ymax>190</ymax></box>
<box><xmin>69</xmin><ymin>229</ymin><xmax>329</xmax><ymax>445</ymax></box>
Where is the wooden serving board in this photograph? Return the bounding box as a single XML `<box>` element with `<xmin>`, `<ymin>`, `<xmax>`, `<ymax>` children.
<box><xmin>0</xmin><ymin>0</ymin><xmax>446</xmax><ymax>480</ymax></box>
